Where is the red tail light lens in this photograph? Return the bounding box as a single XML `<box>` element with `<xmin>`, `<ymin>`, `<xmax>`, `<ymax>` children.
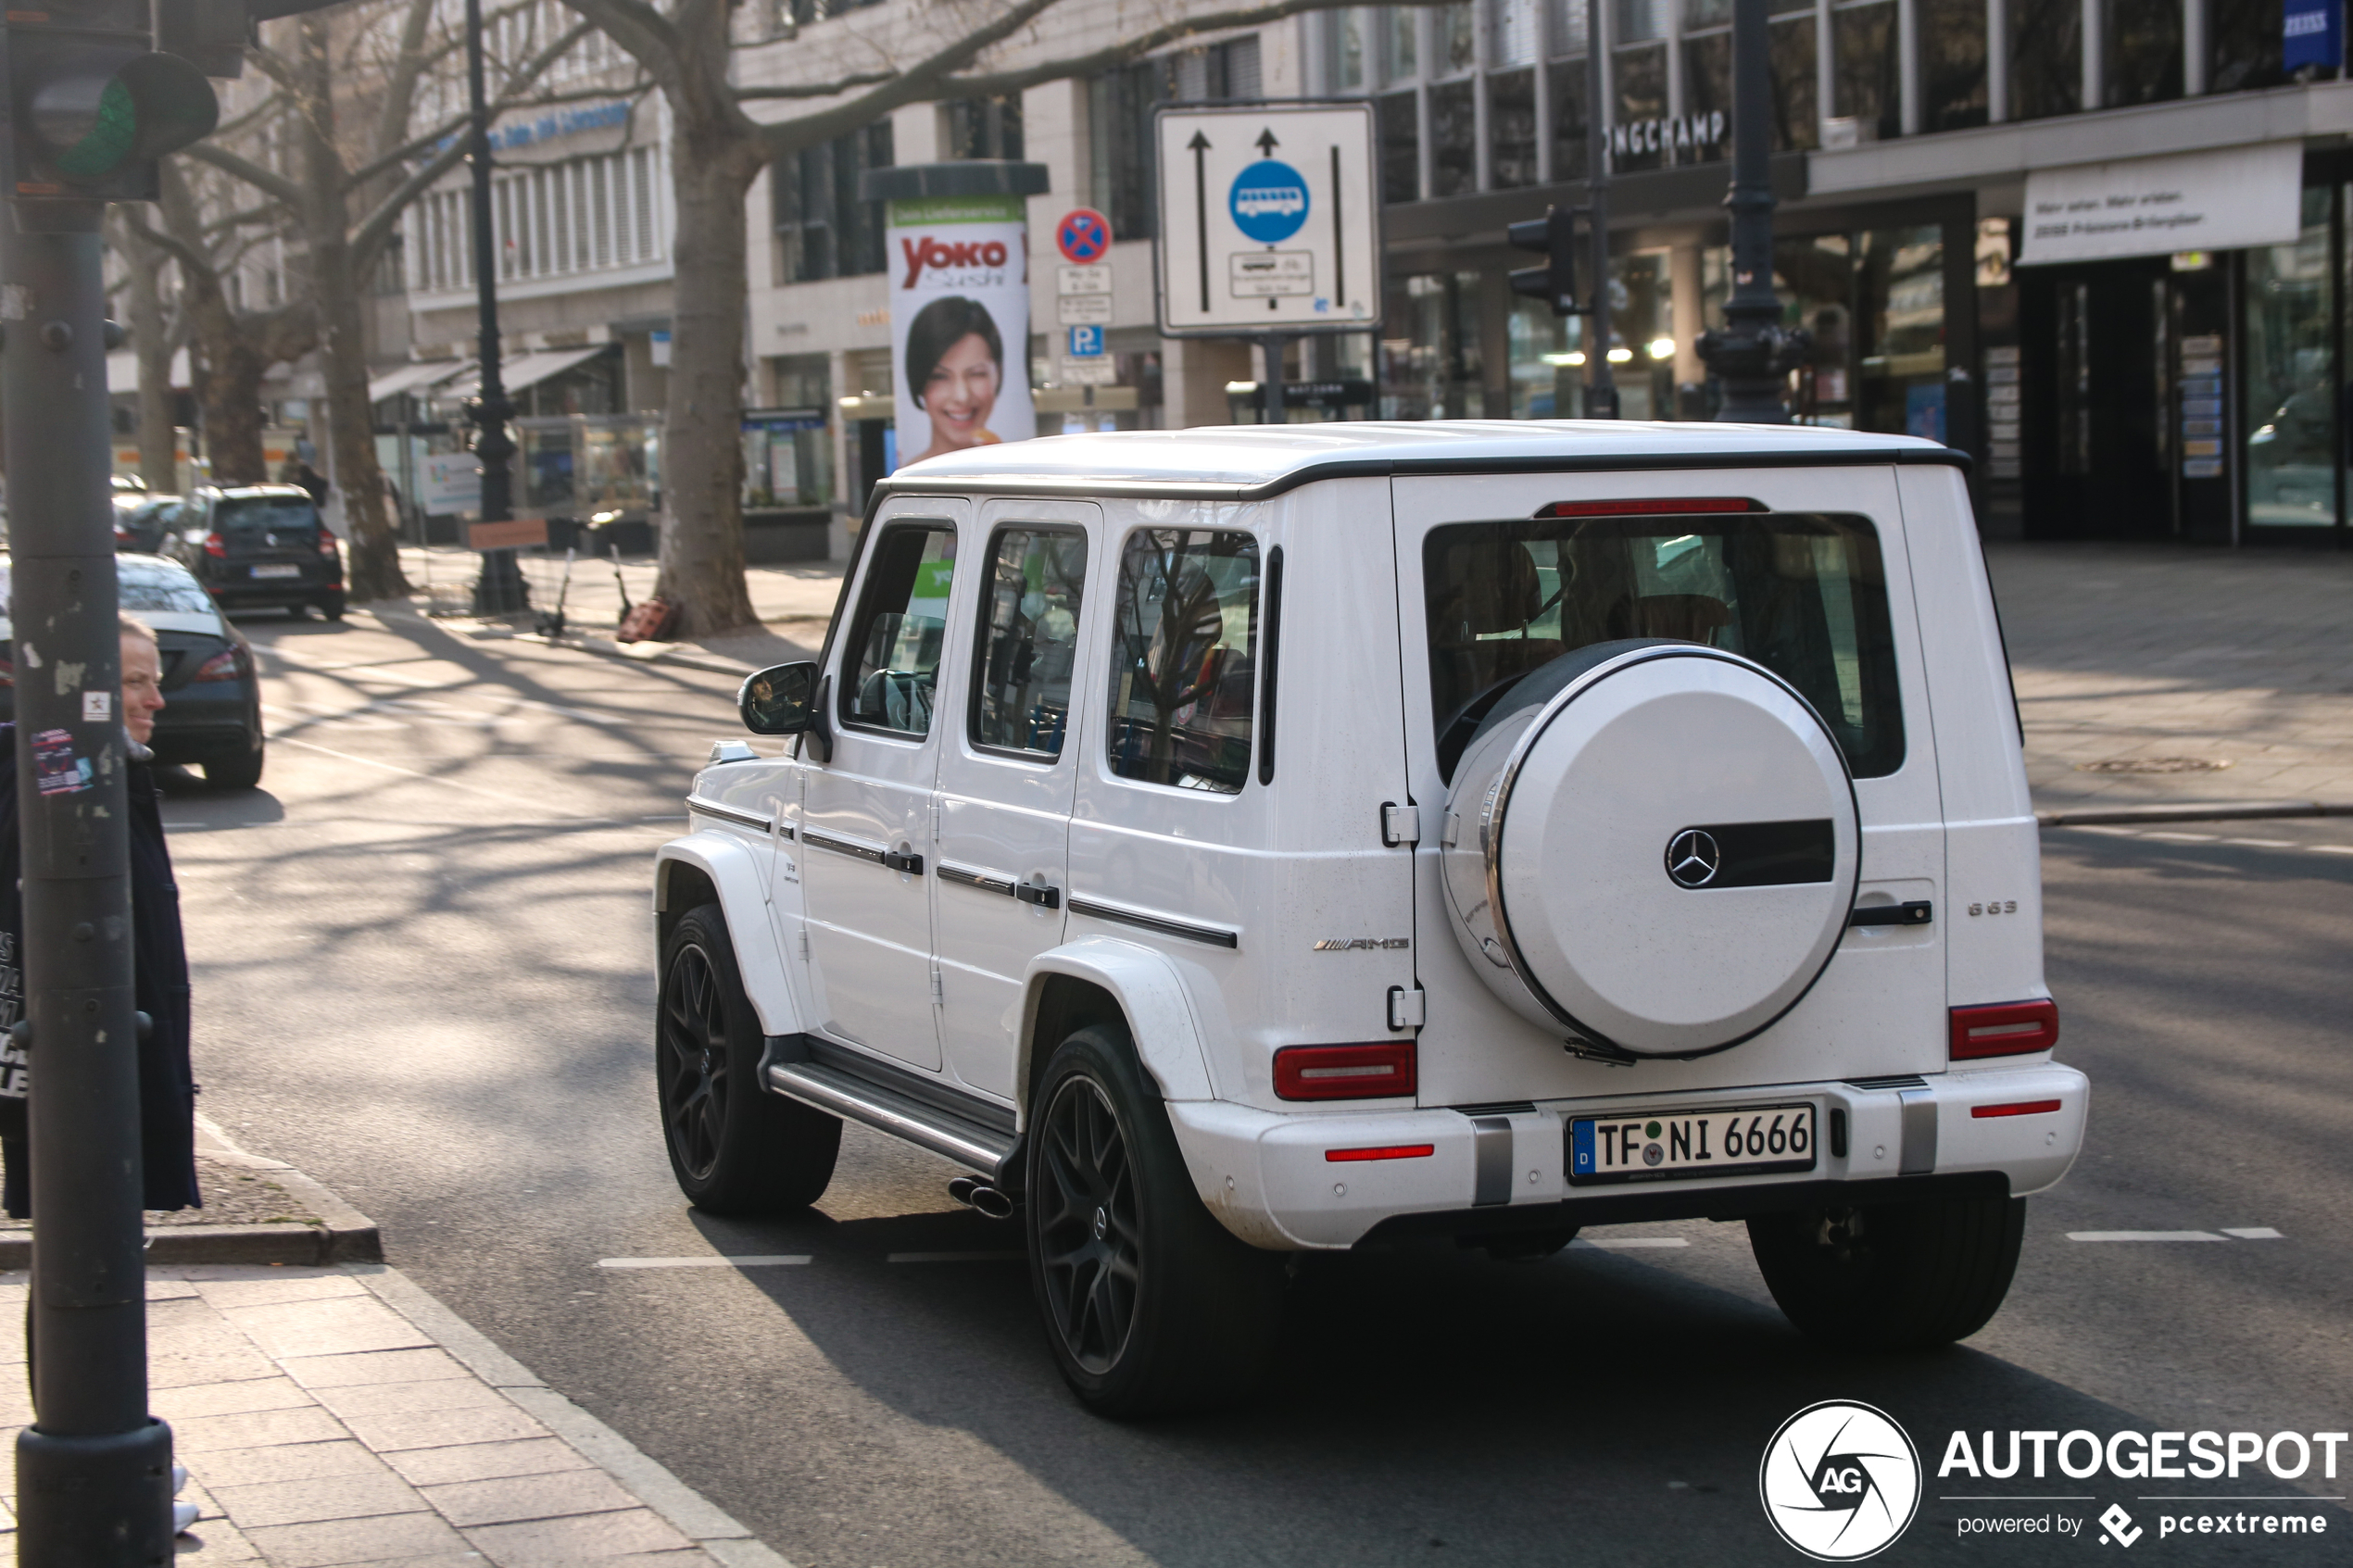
<box><xmin>1971</xmin><ymin>1100</ymin><xmax>2062</xmax><ymax>1119</ymax></box>
<box><xmin>190</xmin><ymin>647</ymin><xmax>244</xmax><ymax>683</ymax></box>
<box><xmin>316</xmin><ymin>532</ymin><xmax>340</xmax><ymax>557</ymax></box>
<box><xmin>1273</xmin><ymin>1041</ymin><xmax>1416</xmax><ymax>1101</ymax></box>
<box><xmin>1950</xmin><ymin>999</ymin><xmax>2059</xmax><ymax>1060</ymax></box>
<box><xmin>203</xmin><ymin>532</ymin><xmax>227</xmax><ymax>558</ymax></box>
<box><xmin>1326</xmin><ymin>1144</ymin><xmax>1434</xmax><ymax>1162</ymax></box>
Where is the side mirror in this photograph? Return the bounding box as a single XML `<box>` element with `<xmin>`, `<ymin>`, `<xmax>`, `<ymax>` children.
<box><xmin>739</xmin><ymin>661</ymin><xmax>819</xmax><ymax>735</ymax></box>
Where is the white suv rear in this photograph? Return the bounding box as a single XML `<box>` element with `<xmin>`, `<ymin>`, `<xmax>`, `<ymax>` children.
<box><xmin>654</xmin><ymin>421</ymin><xmax>2084</xmax><ymax>1415</ymax></box>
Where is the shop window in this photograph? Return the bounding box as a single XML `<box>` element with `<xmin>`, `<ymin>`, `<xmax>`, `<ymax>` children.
<box><xmin>1442</xmin><ymin>2</ymin><xmax>1478</xmax><ymax>71</ymax></box>
<box><xmin>1917</xmin><ymin>0</ymin><xmax>1987</xmax><ymax>132</ymax></box>
<box><xmin>1508</xmin><ymin>296</ymin><xmax>1584</xmax><ymax>418</ymax></box>
<box><xmin>1548</xmin><ymin>60</ymin><xmax>1589</xmax><ymax>181</ymax></box>
<box><xmin>1684</xmin><ymin>31</ymin><xmax>1730</xmax><ymax>150</ymax></box>
<box><xmin>774</xmin><ymin>121</ymin><xmax>892</xmax><ymax>282</ymax></box>
<box><xmin>1381</xmin><ymin>271</ymin><xmax>1485</xmax><ymax>419</ymax></box>
<box><xmin>1831</xmin><ymin>1</ymin><xmax>1899</xmax><ymax>142</ymax></box>
<box><xmin>2007</xmin><ymin>0</ymin><xmax>2080</xmax><ymax>119</ymax></box>
<box><xmin>1387</xmin><ymin>6</ymin><xmax>1419</xmax><ymax>80</ymax></box>
<box><xmin>1088</xmin><ymin>62</ymin><xmax>1164</xmax><ymax>240</ymax></box>
<box><xmin>1613</xmin><ymin>43</ymin><xmax>1667</xmax><ymax>171</ymax></box>
<box><xmin>2246</xmin><ymin>186</ymin><xmax>2334</xmax><ymax>527</ymax></box>
<box><xmin>945</xmin><ymin>94</ymin><xmax>1024</xmax><ymax>160</ymax></box>
<box><xmin>2103</xmin><ymin>0</ymin><xmax>2182</xmax><ymax>106</ymax></box>
<box><xmin>1489</xmin><ymin>69</ymin><xmax>1539</xmax><ymax>188</ymax></box>
<box><xmin>1379</xmin><ymin>91</ymin><xmax>1421</xmax><ymax>202</ymax></box>
<box><xmin>1430</xmin><ymin>79</ymin><xmax>1477</xmax><ymax>195</ymax></box>
<box><xmin>1857</xmin><ymin>226</ymin><xmax>1944</xmax><ymax>441</ymax></box>
<box><xmin>1776</xmin><ymin>235</ymin><xmax>1856</xmax><ymax>427</ymax></box>
<box><xmin>2210</xmin><ymin>0</ymin><xmax>2284</xmax><ymax>94</ymax></box>
<box><xmin>1332</xmin><ymin>7</ymin><xmax>1370</xmax><ymax>89</ymax></box>
<box><xmin>1769</xmin><ymin>15</ymin><xmax>1818</xmax><ymax>151</ymax></box>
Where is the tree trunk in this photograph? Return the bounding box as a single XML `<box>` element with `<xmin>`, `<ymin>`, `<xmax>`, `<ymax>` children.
<box><xmin>122</xmin><ymin>228</ymin><xmax>181</xmax><ymax>495</ymax></box>
<box><xmin>299</xmin><ymin>14</ymin><xmax>409</xmax><ymax>602</ymax></box>
<box><xmin>650</xmin><ymin>28</ymin><xmax>763</xmax><ymax>637</ymax></box>
<box><xmin>194</xmin><ymin>333</ymin><xmax>271</xmax><ymax>483</ymax></box>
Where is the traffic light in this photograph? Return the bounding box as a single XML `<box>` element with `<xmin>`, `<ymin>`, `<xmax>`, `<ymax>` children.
<box><xmin>1508</xmin><ymin>205</ymin><xmax>1580</xmax><ymax>317</ymax></box>
<box><xmin>5</xmin><ymin>0</ymin><xmax>219</xmax><ymax>203</ymax></box>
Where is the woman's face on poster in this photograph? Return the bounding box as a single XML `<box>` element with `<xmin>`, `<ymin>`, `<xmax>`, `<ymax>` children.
<box><xmin>923</xmin><ymin>332</ymin><xmax>1000</xmax><ymax>448</ymax></box>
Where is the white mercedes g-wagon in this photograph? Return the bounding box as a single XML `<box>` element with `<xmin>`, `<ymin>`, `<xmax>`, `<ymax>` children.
<box><xmin>654</xmin><ymin>420</ymin><xmax>2084</xmax><ymax>1415</ymax></box>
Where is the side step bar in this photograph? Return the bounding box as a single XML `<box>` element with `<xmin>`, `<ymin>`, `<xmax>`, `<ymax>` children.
<box><xmin>765</xmin><ymin>1060</ymin><xmax>1017</xmax><ymax>1184</ymax></box>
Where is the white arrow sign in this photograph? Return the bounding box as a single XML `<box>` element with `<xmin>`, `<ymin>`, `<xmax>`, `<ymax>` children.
<box><xmin>1152</xmin><ymin>101</ymin><xmax>1380</xmax><ymax>336</ymax></box>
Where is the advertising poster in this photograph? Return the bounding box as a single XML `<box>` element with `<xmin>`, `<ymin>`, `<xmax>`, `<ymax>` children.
<box><xmin>885</xmin><ymin>194</ymin><xmax>1034</xmax><ymax>468</ymax></box>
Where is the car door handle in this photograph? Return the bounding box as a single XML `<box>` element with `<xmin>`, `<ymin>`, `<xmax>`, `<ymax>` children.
<box><xmin>883</xmin><ymin>848</ymin><xmax>925</xmax><ymax>875</ymax></box>
<box><xmin>1848</xmin><ymin>900</ymin><xmax>1932</xmax><ymax>928</ymax></box>
<box><xmin>1013</xmin><ymin>882</ymin><xmax>1062</xmax><ymax>909</ymax></box>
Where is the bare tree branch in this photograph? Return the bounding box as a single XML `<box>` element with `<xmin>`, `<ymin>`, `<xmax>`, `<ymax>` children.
<box><xmin>181</xmin><ymin>142</ymin><xmax>305</xmax><ymax>210</ymax></box>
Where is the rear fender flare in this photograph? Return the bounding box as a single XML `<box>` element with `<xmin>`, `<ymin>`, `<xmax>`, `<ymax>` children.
<box><xmin>655</xmin><ymin>834</ymin><xmax>802</xmax><ymax>1038</ymax></box>
<box><xmin>1020</xmin><ymin>936</ymin><xmax>1217</xmax><ymax>1122</ymax></box>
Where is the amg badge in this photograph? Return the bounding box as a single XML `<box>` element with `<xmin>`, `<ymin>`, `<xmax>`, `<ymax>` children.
<box><xmin>1313</xmin><ymin>936</ymin><xmax>1410</xmax><ymax>951</ymax></box>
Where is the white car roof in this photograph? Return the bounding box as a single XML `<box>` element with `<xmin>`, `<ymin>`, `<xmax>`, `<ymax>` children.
<box><xmin>879</xmin><ymin>419</ymin><xmax>1958</xmax><ymax>499</ymax></box>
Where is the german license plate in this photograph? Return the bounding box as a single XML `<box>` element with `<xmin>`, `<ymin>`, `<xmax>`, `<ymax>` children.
<box><xmin>1568</xmin><ymin>1102</ymin><xmax>1818</xmax><ymax>1186</ymax></box>
<box><xmin>250</xmin><ymin>563</ymin><xmax>300</xmax><ymax>579</ymax></box>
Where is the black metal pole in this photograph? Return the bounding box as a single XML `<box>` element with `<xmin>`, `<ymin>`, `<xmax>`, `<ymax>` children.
<box><xmin>465</xmin><ymin>0</ymin><xmax>527</xmax><ymax>614</ymax></box>
<box><xmin>1582</xmin><ymin>0</ymin><xmax>1617</xmax><ymax>419</ymax></box>
<box><xmin>3</xmin><ymin>204</ymin><xmax>177</xmax><ymax>1562</ymax></box>
<box><xmin>1695</xmin><ymin>0</ymin><xmax>1806</xmax><ymax>420</ymax></box>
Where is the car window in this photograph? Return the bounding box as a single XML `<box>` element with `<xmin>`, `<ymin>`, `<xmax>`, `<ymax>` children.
<box><xmin>119</xmin><ymin>575</ymin><xmax>213</xmax><ymax>615</ymax></box>
<box><xmin>971</xmin><ymin>527</ymin><xmax>1087</xmax><ymax>759</ymax></box>
<box><xmin>1423</xmin><ymin>511</ymin><xmax>1905</xmax><ymax>781</ymax></box>
<box><xmin>842</xmin><ymin>522</ymin><xmax>956</xmax><ymax>737</ymax></box>
<box><xmin>1106</xmin><ymin>529</ymin><xmax>1258</xmax><ymax>795</ymax></box>
<box><xmin>214</xmin><ymin>498</ymin><xmax>320</xmax><ymax>547</ymax></box>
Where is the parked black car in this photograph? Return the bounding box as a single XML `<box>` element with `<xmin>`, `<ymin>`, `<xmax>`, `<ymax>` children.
<box><xmin>116</xmin><ymin>495</ymin><xmax>185</xmax><ymax>554</ymax></box>
<box><xmin>164</xmin><ymin>483</ymin><xmax>346</xmax><ymax>619</ymax></box>
<box><xmin>0</xmin><ymin>554</ymin><xmax>268</xmax><ymax>789</ymax></box>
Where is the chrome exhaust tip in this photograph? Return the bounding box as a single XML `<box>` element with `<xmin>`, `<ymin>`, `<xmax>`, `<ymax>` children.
<box><xmin>968</xmin><ymin>1185</ymin><xmax>1016</xmax><ymax>1221</ymax></box>
<box><xmin>947</xmin><ymin>1175</ymin><xmax>980</xmax><ymax>1208</ymax></box>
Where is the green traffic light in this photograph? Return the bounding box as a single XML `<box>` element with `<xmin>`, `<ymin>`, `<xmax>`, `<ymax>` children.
<box><xmin>56</xmin><ymin>76</ymin><xmax>137</xmax><ymax>176</ymax></box>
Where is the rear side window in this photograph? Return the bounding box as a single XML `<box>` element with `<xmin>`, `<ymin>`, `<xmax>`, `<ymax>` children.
<box><xmin>1424</xmin><ymin>513</ymin><xmax>1904</xmax><ymax>780</ymax></box>
<box><xmin>120</xmin><ymin>576</ymin><xmax>212</xmax><ymax>615</ymax></box>
<box><xmin>1107</xmin><ymin>529</ymin><xmax>1259</xmax><ymax>795</ymax></box>
<box><xmin>214</xmin><ymin>499</ymin><xmax>320</xmax><ymax>548</ymax></box>
<box><xmin>971</xmin><ymin>527</ymin><xmax>1088</xmax><ymax>759</ymax></box>
<box><xmin>842</xmin><ymin>523</ymin><xmax>956</xmax><ymax>736</ymax></box>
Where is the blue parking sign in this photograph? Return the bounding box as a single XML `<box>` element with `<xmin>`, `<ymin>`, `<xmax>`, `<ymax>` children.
<box><xmin>1066</xmin><ymin>324</ymin><xmax>1105</xmax><ymax>358</ymax></box>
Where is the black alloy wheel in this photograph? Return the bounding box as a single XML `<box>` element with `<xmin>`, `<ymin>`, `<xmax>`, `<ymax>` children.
<box><xmin>1035</xmin><ymin>1073</ymin><xmax>1141</xmax><ymax>1374</ymax></box>
<box><xmin>655</xmin><ymin>903</ymin><xmax>840</xmax><ymax>1212</ymax></box>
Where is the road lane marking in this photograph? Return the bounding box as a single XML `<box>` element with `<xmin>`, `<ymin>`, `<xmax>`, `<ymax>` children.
<box><xmin>2055</xmin><ymin>825</ymin><xmax>2353</xmax><ymax>860</ymax></box>
<box><xmin>596</xmin><ymin>1256</ymin><xmax>812</xmax><ymax>1269</ymax></box>
<box><xmin>2068</xmin><ymin>1230</ymin><xmax>2228</xmax><ymax>1242</ymax></box>
<box><xmin>2143</xmin><ymin>831</ymin><xmax>2218</xmax><ymax>842</ymax></box>
<box><xmin>1572</xmin><ymin>1236</ymin><xmax>1691</xmax><ymax>1249</ymax></box>
<box><xmin>886</xmin><ymin>1251</ymin><xmax>1025</xmax><ymax>1263</ymax></box>
<box><xmin>2223</xmin><ymin>837</ymin><xmax>2296</xmax><ymax>847</ymax></box>
<box><xmin>2221</xmin><ymin>1226</ymin><xmax>2284</xmax><ymax>1239</ymax></box>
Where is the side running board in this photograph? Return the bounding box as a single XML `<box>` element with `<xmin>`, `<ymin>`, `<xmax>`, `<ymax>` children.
<box><xmin>765</xmin><ymin>1060</ymin><xmax>1017</xmax><ymax>1184</ymax></box>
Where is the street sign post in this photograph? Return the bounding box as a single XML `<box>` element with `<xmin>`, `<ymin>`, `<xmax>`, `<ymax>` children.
<box><xmin>1152</xmin><ymin>101</ymin><xmax>1379</xmax><ymax>423</ymax></box>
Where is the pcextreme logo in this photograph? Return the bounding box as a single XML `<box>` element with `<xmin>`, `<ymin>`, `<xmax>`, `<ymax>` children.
<box><xmin>1760</xmin><ymin>1400</ymin><xmax>1924</xmax><ymax>1561</ymax></box>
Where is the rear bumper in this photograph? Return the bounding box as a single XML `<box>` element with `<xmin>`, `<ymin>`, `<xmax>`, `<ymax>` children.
<box><xmin>1165</xmin><ymin>1060</ymin><xmax>2087</xmax><ymax>1250</ymax></box>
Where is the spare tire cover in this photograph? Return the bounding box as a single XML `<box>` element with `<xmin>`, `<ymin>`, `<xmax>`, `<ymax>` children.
<box><xmin>1440</xmin><ymin>642</ymin><xmax>1859</xmax><ymax>1058</ymax></box>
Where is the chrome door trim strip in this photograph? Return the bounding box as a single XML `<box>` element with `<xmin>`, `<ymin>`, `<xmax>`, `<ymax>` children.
<box><xmin>1065</xmin><ymin>896</ymin><xmax>1238</xmax><ymax>949</ymax></box>
<box><xmin>801</xmin><ymin>827</ymin><xmax>887</xmax><ymax>865</ymax></box>
<box><xmin>685</xmin><ymin>796</ymin><xmax>779</xmax><ymax>834</ymax></box>
<box><xmin>937</xmin><ymin>862</ymin><xmax>1017</xmax><ymax>897</ymax></box>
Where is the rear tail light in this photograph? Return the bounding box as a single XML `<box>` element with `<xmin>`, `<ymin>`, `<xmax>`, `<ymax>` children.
<box><xmin>203</xmin><ymin>532</ymin><xmax>226</xmax><ymax>558</ymax></box>
<box><xmin>317</xmin><ymin>533</ymin><xmax>340</xmax><ymax>557</ymax></box>
<box><xmin>1326</xmin><ymin>1144</ymin><xmax>1434</xmax><ymax>1162</ymax></box>
<box><xmin>1536</xmin><ymin>496</ymin><xmax>1763</xmax><ymax>518</ymax></box>
<box><xmin>1971</xmin><ymin>1100</ymin><xmax>2062</xmax><ymax>1119</ymax></box>
<box><xmin>190</xmin><ymin>647</ymin><xmax>245</xmax><ymax>683</ymax></box>
<box><xmin>1273</xmin><ymin>1041</ymin><xmax>1416</xmax><ymax>1101</ymax></box>
<box><xmin>1949</xmin><ymin>999</ymin><xmax>2059</xmax><ymax>1060</ymax></box>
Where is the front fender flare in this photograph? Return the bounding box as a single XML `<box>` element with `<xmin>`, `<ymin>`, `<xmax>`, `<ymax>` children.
<box><xmin>655</xmin><ymin>834</ymin><xmax>803</xmax><ymax>1038</ymax></box>
<box><xmin>1022</xmin><ymin>936</ymin><xmax>1217</xmax><ymax>1110</ymax></box>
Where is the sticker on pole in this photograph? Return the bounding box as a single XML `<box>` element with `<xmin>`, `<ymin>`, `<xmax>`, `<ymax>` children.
<box><xmin>1153</xmin><ymin>101</ymin><xmax>1380</xmax><ymax>335</ymax></box>
<box><xmin>1056</xmin><ymin>208</ymin><xmax>1112</xmax><ymax>264</ymax></box>
<box><xmin>32</xmin><ymin>729</ymin><xmax>91</xmax><ymax>797</ymax></box>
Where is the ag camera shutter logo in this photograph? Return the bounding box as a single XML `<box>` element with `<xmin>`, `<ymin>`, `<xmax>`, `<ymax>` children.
<box><xmin>1760</xmin><ymin>1400</ymin><xmax>1922</xmax><ymax>1561</ymax></box>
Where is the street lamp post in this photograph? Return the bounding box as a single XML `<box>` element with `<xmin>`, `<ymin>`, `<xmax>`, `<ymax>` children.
<box><xmin>1582</xmin><ymin>0</ymin><xmax>1617</xmax><ymax>418</ymax></box>
<box><xmin>465</xmin><ymin>0</ymin><xmax>528</xmax><ymax>614</ymax></box>
<box><xmin>1695</xmin><ymin>0</ymin><xmax>1807</xmax><ymax>421</ymax></box>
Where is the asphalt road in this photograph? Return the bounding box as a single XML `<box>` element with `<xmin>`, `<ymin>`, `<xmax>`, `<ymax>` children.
<box><xmin>163</xmin><ymin>606</ymin><xmax>2352</xmax><ymax>1567</ymax></box>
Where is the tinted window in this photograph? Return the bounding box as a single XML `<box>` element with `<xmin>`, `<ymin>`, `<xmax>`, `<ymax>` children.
<box><xmin>1424</xmin><ymin>513</ymin><xmax>1904</xmax><ymax>780</ymax></box>
<box><xmin>1106</xmin><ymin>529</ymin><xmax>1258</xmax><ymax>794</ymax></box>
<box><xmin>971</xmin><ymin>528</ymin><xmax>1087</xmax><ymax>759</ymax></box>
<box><xmin>120</xmin><ymin>574</ymin><xmax>213</xmax><ymax>615</ymax></box>
<box><xmin>214</xmin><ymin>498</ymin><xmax>321</xmax><ymax>549</ymax></box>
<box><xmin>842</xmin><ymin>523</ymin><xmax>955</xmax><ymax>736</ymax></box>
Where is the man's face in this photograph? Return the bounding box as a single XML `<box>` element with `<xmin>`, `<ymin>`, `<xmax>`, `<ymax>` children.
<box><xmin>121</xmin><ymin>634</ymin><xmax>165</xmax><ymax>745</ymax></box>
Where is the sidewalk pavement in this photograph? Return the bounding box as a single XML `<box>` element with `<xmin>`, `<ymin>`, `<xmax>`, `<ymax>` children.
<box><xmin>1986</xmin><ymin>542</ymin><xmax>2353</xmax><ymax>820</ymax></box>
<box><xmin>0</xmin><ymin>1263</ymin><xmax>784</xmax><ymax>1566</ymax></box>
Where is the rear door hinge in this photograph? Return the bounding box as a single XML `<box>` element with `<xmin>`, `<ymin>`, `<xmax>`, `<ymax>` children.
<box><xmin>929</xmin><ymin>967</ymin><xmax>945</xmax><ymax>1006</ymax></box>
<box><xmin>1388</xmin><ymin>985</ymin><xmax>1427</xmax><ymax>1031</ymax></box>
<box><xmin>1380</xmin><ymin>801</ymin><xmax>1421</xmax><ymax>847</ymax></box>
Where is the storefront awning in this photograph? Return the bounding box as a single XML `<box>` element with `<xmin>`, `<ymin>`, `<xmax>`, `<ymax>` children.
<box><xmin>433</xmin><ymin>345</ymin><xmax>610</xmax><ymax>402</ymax></box>
<box><xmin>370</xmin><ymin>359</ymin><xmax>472</xmax><ymax>404</ymax></box>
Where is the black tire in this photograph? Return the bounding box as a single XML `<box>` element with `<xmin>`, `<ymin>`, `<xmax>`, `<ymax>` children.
<box><xmin>317</xmin><ymin>593</ymin><xmax>346</xmax><ymax>621</ymax></box>
<box><xmin>1026</xmin><ymin>1023</ymin><xmax>1285</xmax><ymax>1417</ymax></box>
<box><xmin>1748</xmin><ymin>1194</ymin><xmax>2026</xmax><ymax>1349</ymax></box>
<box><xmin>202</xmin><ymin>741</ymin><xmax>265</xmax><ymax>791</ymax></box>
<box><xmin>656</xmin><ymin>904</ymin><xmax>839</xmax><ymax>1214</ymax></box>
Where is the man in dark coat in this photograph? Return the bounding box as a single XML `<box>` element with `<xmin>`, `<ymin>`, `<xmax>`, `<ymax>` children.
<box><xmin>0</xmin><ymin>613</ymin><xmax>202</xmax><ymax>1217</ymax></box>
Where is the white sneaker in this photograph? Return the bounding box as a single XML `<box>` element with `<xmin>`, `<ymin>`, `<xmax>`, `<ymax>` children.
<box><xmin>173</xmin><ymin>1499</ymin><xmax>199</xmax><ymax>1535</ymax></box>
<box><xmin>172</xmin><ymin>1463</ymin><xmax>188</xmax><ymax>1494</ymax></box>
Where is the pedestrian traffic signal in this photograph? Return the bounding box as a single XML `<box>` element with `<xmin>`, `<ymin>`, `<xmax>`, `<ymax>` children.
<box><xmin>1508</xmin><ymin>206</ymin><xmax>1580</xmax><ymax>317</ymax></box>
<box><xmin>6</xmin><ymin>0</ymin><xmax>219</xmax><ymax>203</ymax></box>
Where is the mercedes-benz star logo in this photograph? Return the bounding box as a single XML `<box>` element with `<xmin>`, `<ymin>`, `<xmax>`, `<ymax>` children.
<box><xmin>1666</xmin><ymin>828</ymin><xmax>1722</xmax><ymax>888</ymax></box>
